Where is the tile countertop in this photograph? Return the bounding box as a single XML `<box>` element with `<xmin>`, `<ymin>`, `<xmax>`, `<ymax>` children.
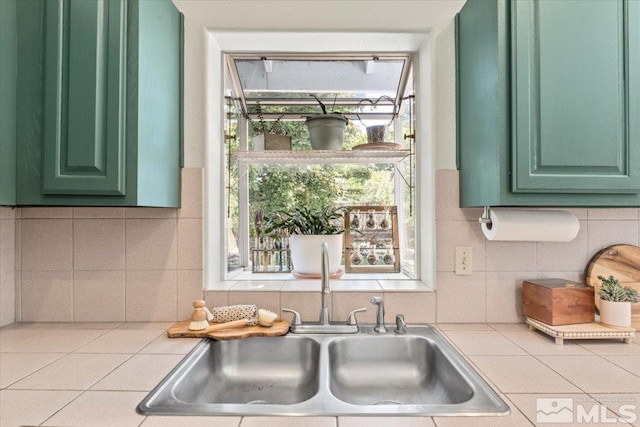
<box><xmin>1</xmin><ymin>323</ymin><xmax>639</xmax><ymax>427</ymax></box>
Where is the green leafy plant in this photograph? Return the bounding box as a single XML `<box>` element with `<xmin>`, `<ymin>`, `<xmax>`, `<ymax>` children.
<box><xmin>262</xmin><ymin>205</ymin><xmax>347</xmax><ymax>236</ymax></box>
<box><xmin>598</xmin><ymin>275</ymin><xmax>640</xmax><ymax>303</ymax></box>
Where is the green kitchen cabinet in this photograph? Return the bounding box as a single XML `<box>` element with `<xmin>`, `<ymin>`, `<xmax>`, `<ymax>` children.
<box><xmin>15</xmin><ymin>0</ymin><xmax>184</xmax><ymax>207</ymax></box>
<box><xmin>0</xmin><ymin>0</ymin><xmax>17</xmax><ymax>206</ymax></box>
<box><xmin>456</xmin><ymin>0</ymin><xmax>640</xmax><ymax>207</ymax></box>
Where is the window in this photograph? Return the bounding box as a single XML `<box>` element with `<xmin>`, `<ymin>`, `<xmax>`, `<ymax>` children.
<box><xmin>223</xmin><ymin>53</ymin><xmax>417</xmax><ymax>278</ymax></box>
<box><xmin>205</xmin><ymin>32</ymin><xmax>434</xmax><ymax>286</ymax></box>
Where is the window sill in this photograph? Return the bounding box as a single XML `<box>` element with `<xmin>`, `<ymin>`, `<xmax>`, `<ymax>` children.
<box><xmin>206</xmin><ymin>270</ymin><xmax>434</xmax><ymax>293</ymax></box>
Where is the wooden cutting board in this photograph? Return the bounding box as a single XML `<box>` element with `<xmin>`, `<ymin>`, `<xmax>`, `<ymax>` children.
<box><xmin>585</xmin><ymin>244</ymin><xmax>640</xmax><ymax>329</ymax></box>
<box><xmin>167</xmin><ymin>319</ymin><xmax>290</xmax><ymax>340</ymax></box>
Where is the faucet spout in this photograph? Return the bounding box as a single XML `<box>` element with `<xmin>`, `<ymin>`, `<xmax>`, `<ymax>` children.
<box><xmin>319</xmin><ymin>242</ymin><xmax>331</xmax><ymax>325</ymax></box>
<box><xmin>286</xmin><ymin>242</ymin><xmax>358</xmax><ymax>334</ymax></box>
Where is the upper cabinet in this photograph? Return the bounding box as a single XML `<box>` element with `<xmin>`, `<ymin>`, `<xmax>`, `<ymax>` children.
<box><xmin>12</xmin><ymin>0</ymin><xmax>183</xmax><ymax>207</ymax></box>
<box><xmin>0</xmin><ymin>0</ymin><xmax>17</xmax><ymax>206</ymax></box>
<box><xmin>456</xmin><ymin>0</ymin><xmax>640</xmax><ymax>207</ymax></box>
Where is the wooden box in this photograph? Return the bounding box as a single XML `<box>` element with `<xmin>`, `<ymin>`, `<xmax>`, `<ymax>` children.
<box><xmin>252</xmin><ymin>133</ymin><xmax>292</xmax><ymax>151</ymax></box>
<box><xmin>522</xmin><ymin>279</ymin><xmax>595</xmax><ymax>325</ymax></box>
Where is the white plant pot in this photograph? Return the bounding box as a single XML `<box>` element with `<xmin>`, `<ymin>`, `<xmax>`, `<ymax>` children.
<box><xmin>289</xmin><ymin>234</ymin><xmax>343</xmax><ymax>275</ymax></box>
<box><xmin>599</xmin><ymin>299</ymin><xmax>632</xmax><ymax>328</ymax></box>
<box><xmin>306</xmin><ymin>115</ymin><xmax>348</xmax><ymax>150</ymax></box>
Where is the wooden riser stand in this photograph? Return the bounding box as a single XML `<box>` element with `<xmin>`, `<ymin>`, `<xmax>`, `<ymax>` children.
<box><xmin>526</xmin><ymin>317</ymin><xmax>636</xmax><ymax>345</ymax></box>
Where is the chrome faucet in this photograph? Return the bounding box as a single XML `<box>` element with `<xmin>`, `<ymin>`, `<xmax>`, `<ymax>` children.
<box><xmin>370</xmin><ymin>296</ymin><xmax>387</xmax><ymax>333</ymax></box>
<box><xmin>319</xmin><ymin>242</ymin><xmax>330</xmax><ymax>325</ymax></box>
<box><xmin>283</xmin><ymin>242</ymin><xmax>366</xmax><ymax>334</ymax></box>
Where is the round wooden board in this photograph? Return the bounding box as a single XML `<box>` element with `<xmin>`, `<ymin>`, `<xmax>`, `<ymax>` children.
<box><xmin>585</xmin><ymin>244</ymin><xmax>640</xmax><ymax>329</ymax></box>
<box><xmin>351</xmin><ymin>142</ymin><xmax>404</xmax><ymax>151</ymax></box>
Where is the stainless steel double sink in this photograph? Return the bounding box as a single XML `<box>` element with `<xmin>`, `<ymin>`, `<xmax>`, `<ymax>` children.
<box><xmin>138</xmin><ymin>326</ymin><xmax>509</xmax><ymax>416</ymax></box>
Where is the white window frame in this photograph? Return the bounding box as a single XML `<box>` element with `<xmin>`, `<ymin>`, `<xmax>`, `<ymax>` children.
<box><xmin>204</xmin><ymin>31</ymin><xmax>435</xmax><ymax>288</ymax></box>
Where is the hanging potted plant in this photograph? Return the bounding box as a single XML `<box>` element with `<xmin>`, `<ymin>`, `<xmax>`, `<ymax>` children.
<box><xmin>262</xmin><ymin>205</ymin><xmax>347</xmax><ymax>275</ymax></box>
<box><xmin>305</xmin><ymin>95</ymin><xmax>349</xmax><ymax>151</ymax></box>
<box><xmin>598</xmin><ymin>275</ymin><xmax>639</xmax><ymax>328</ymax></box>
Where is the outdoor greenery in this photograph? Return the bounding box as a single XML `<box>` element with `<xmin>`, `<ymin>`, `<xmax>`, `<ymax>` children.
<box><xmin>598</xmin><ymin>275</ymin><xmax>640</xmax><ymax>303</ymax></box>
<box><xmin>225</xmin><ymin>96</ymin><xmax>415</xmax><ymax>273</ymax></box>
<box><xmin>246</xmin><ymin>114</ymin><xmax>395</xmax><ymax>240</ymax></box>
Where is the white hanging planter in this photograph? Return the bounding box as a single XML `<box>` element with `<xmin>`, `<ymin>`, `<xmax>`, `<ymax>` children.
<box><xmin>289</xmin><ymin>234</ymin><xmax>343</xmax><ymax>275</ymax></box>
<box><xmin>599</xmin><ymin>299</ymin><xmax>632</xmax><ymax>328</ymax></box>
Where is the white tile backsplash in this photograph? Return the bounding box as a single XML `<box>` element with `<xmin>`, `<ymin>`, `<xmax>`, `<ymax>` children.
<box><xmin>21</xmin><ymin>271</ymin><xmax>73</xmax><ymax>322</ymax></box>
<box><xmin>435</xmin><ymin>169</ymin><xmax>640</xmax><ymax>323</ymax></box>
<box><xmin>536</xmin><ymin>220</ymin><xmax>589</xmax><ymax>272</ymax></box>
<box><xmin>73</xmin><ymin>219</ymin><xmax>125</xmax><ymax>271</ymax></box>
<box><xmin>588</xmin><ymin>220</ymin><xmax>639</xmax><ymax>254</ymax></box>
<box><xmin>485</xmin><ymin>271</ymin><xmax>534</xmax><ymax>323</ymax></box>
<box><xmin>436</xmin><ymin>272</ymin><xmax>487</xmax><ymax>323</ymax></box>
<box><xmin>5</xmin><ymin>168</ymin><xmax>640</xmax><ymax>324</ymax></box>
<box><xmin>485</xmin><ymin>241</ymin><xmax>537</xmax><ymax>272</ymax></box>
<box><xmin>73</xmin><ymin>270</ymin><xmax>126</xmax><ymax>322</ymax></box>
<box><xmin>436</xmin><ymin>219</ymin><xmax>486</xmax><ymax>272</ymax></box>
<box><xmin>21</xmin><ymin>219</ymin><xmax>73</xmax><ymax>271</ymax></box>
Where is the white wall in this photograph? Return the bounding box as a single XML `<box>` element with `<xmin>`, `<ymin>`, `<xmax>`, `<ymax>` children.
<box><xmin>434</xmin><ymin>20</ymin><xmax>458</xmax><ymax>170</ymax></box>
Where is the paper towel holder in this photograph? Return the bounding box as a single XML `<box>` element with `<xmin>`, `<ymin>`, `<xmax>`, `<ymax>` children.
<box><xmin>479</xmin><ymin>206</ymin><xmax>492</xmax><ymax>228</ymax></box>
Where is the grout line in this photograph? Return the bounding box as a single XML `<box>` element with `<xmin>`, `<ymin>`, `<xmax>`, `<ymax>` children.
<box><xmin>498</xmin><ymin>393</ymin><xmax>537</xmax><ymax>426</ymax></box>
<box><xmin>1</xmin><ymin>352</ymin><xmax>67</xmax><ymax>389</ymax></box>
<box><xmin>124</xmin><ymin>218</ymin><xmax>128</xmax><ymax>322</ymax></box>
<box><xmin>36</xmin><ymin>388</ymin><xmax>86</xmax><ymax>427</ymax></box>
<box><xmin>71</xmin><ymin>218</ymin><xmax>75</xmax><ymax>323</ymax></box>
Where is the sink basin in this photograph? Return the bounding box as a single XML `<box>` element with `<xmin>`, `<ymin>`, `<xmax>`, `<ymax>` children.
<box><xmin>138</xmin><ymin>326</ymin><xmax>509</xmax><ymax>416</ymax></box>
<box><xmin>328</xmin><ymin>336</ymin><xmax>473</xmax><ymax>405</ymax></box>
<box><xmin>173</xmin><ymin>337</ymin><xmax>320</xmax><ymax>405</ymax></box>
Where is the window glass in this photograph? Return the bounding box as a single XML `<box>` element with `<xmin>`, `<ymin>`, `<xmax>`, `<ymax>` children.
<box><xmin>223</xmin><ymin>53</ymin><xmax>417</xmax><ymax>278</ymax></box>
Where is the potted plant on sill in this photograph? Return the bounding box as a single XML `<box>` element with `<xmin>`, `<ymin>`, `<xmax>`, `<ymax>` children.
<box><xmin>262</xmin><ymin>205</ymin><xmax>347</xmax><ymax>275</ymax></box>
<box><xmin>245</xmin><ymin>102</ymin><xmax>292</xmax><ymax>151</ymax></box>
<box><xmin>598</xmin><ymin>275</ymin><xmax>639</xmax><ymax>328</ymax></box>
<box><xmin>306</xmin><ymin>95</ymin><xmax>349</xmax><ymax>151</ymax></box>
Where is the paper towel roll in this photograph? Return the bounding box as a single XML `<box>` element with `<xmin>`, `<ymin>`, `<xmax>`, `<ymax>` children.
<box><xmin>481</xmin><ymin>209</ymin><xmax>579</xmax><ymax>242</ymax></box>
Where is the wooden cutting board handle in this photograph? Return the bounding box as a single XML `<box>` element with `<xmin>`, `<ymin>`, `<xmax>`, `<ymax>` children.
<box><xmin>200</xmin><ymin>319</ymin><xmax>253</xmax><ymax>334</ymax></box>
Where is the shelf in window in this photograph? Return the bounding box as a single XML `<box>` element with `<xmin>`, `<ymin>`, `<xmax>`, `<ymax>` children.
<box><xmin>233</xmin><ymin>149</ymin><xmax>410</xmax><ymax>164</ymax></box>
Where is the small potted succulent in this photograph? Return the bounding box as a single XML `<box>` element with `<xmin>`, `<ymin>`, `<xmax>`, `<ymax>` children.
<box><xmin>305</xmin><ymin>95</ymin><xmax>348</xmax><ymax>151</ymax></box>
<box><xmin>262</xmin><ymin>205</ymin><xmax>347</xmax><ymax>275</ymax></box>
<box><xmin>598</xmin><ymin>275</ymin><xmax>639</xmax><ymax>327</ymax></box>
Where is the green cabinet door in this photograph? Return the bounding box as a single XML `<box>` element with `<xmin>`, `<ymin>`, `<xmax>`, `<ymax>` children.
<box><xmin>457</xmin><ymin>0</ymin><xmax>640</xmax><ymax>207</ymax></box>
<box><xmin>15</xmin><ymin>0</ymin><xmax>182</xmax><ymax>207</ymax></box>
<box><xmin>0</xmin><ymin>0</ymin><xmax>17</xmax><ymax>205</ymax></box>
<box><xmin>42</xmin><ymin>0</ymin><xmax>126</xmax><ymax>195</ymax></box>
<box><xmin>512</xmin><ymin>0</ymin><xmax>640</xmax><ymax>194</ymax></box>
